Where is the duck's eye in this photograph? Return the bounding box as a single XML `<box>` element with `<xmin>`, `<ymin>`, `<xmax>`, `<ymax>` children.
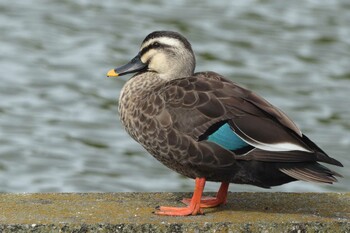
<box><xmin>153</xmin><ymin>42</ymin><xmax>161</xmax><ymax>48</ymax></box>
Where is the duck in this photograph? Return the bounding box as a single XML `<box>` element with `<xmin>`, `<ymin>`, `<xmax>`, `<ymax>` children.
<box><xmin>107</xmin><ymin>31</ymin><xmax>343</xmax><ymax>216</ymax></box>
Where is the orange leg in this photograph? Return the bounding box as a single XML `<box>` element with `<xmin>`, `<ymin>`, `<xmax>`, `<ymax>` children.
<box><xmin>154</xmin><ymin>177</ymin><xmax>206</xmax><ymax>216</ymax></box>
<box><xmin>182</xmin><ymin>182</ymin><xmax>229</xmax><ymax>208</ymax></box>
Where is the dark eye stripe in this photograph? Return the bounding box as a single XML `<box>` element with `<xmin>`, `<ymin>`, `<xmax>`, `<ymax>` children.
<box><xmin>140</xmin><ymin>42</ymin><xmax>171</xmax><ymax>57</ymax></box>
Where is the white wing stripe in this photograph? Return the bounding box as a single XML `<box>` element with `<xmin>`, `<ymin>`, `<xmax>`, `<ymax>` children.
<box><xmin>235</xmin><ymin>126</ymin><xmax>312</xmax><ymax>152</ymax></box>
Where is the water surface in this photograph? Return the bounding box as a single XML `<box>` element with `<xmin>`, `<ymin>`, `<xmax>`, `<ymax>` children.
<box><xmin>0</xmin><ymin>0</ymin><xmax>349</xmax><ymax>193</ymax></box>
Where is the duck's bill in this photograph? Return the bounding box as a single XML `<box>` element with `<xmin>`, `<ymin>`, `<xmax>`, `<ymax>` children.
<box><xmin>107</xmin><ymin>54</ymin><xmax>147</xmax><ymax>77</ymax></box>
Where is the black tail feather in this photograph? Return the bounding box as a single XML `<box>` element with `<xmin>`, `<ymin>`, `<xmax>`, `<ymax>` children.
<box><xmin>302</xmin><ymin>134</ymin><xmax>343</xmax><ymax>167</ymax></box>
<box><xmin>279</xmin><ymin>162</ymin><xmax>341</xmax><ymax>184</ymax></box>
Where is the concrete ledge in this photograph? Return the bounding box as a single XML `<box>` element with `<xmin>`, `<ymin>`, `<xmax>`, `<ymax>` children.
<box><xmin>0</xmin><ymin>192</ymin><xmax>349</xmax><ymax>232</ymax></box>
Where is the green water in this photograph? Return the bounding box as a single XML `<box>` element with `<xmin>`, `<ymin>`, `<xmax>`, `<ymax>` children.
<box><xmin>0</xmin><ymin>0</ymin><xmax>349</xmax><ymax>192</ymax></box>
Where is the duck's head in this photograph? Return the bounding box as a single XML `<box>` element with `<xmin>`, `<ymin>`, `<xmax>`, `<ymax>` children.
<box><xmin>107</xmin><ymin>31</ymin><xmax>196</xmax><ymax>80</ymax></box>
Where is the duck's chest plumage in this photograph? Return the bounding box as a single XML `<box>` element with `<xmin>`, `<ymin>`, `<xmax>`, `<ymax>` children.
<box><xmin>118</xmin><ymin>74</ymin><xmax>163</xmax><ymax>144</ymax></box>
<box><xmin>119</xmin><ymin>74</ymin><xmax>185</xmax><ymax>173</ymax></box>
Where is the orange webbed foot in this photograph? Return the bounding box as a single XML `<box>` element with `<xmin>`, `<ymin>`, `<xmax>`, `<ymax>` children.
<box><xmin>154</xmin><ymin>204</ymin><xmax>203</xmax><ymax>216</ymax></box>
<box><xmin>153</xmin><ymin>179</ymin><xmax>230</xmax><ymax>216</ymax></box>
<box><xmin>153</xmin><ymin>177</ymin><xmax>206</xmax><ymax>216</ymax></box>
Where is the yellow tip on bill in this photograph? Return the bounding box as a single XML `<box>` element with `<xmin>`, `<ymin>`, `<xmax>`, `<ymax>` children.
<box><xmin>107</xmin><ymin>69</ymin><xmax>119</xmax><ymax>77</ymax></box>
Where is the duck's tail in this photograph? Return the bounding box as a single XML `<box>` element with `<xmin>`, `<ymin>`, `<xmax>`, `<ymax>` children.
<box><xmin>279</xmin><ymin>162</ymin><xmax>342</xmax><ymax>184</ymax></box>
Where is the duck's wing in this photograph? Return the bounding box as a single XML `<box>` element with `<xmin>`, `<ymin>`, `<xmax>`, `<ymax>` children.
<box><xmin>157</xmin><ymin>71</ymin><xmax>342</xmax><ymax>168</ymax></box>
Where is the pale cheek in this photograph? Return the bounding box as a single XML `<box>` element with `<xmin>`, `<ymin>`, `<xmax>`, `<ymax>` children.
<box><xmin>149</xmin><ymin>54</ymin><xmax>169</xmax><ymax>72</ymax></box>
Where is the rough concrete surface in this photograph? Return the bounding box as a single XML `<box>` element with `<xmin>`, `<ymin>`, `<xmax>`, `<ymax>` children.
<box><xmin>0</xmin><ymin>192</ymin><xmax>349</xmax><ymax>232</ymax></box>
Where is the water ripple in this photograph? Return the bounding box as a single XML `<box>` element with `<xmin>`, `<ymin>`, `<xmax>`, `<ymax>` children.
<box><xmin>0</xmin><ymin>0</ymin><xmax>349</xmax><ymax>193</ymax></box>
